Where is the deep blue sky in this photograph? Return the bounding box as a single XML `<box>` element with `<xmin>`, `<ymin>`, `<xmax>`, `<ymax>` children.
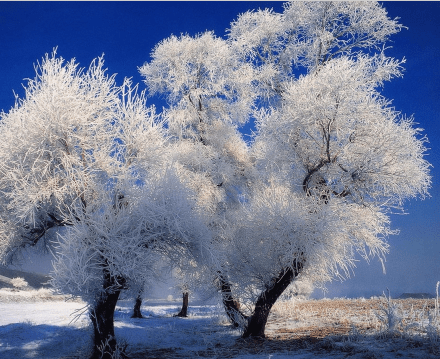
<box><xmin>0</xmin><ymin>2</ymin><xmax>439</xmax><ymax>298</ymax></box>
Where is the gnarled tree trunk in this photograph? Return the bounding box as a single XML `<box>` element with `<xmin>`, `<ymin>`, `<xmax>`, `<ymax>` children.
<box><xmin>243</xmin><ymin>261</ymin><xmax>303</xmax><ymax>338</ymax></box>
<box><xmin>131</xmin><ymin>292</ymin><xmax>144</xmax><ymax>319</ymax></box>
<box><xmin>90</xmin><ymin>270</ymin><xmax>124</xmax><ymax>359</ymax></box>
<box><xmin>175</xmin><ymin>292</ymin><xmax>189</xmax><ymax>317</ymax></box>
<box><xmin>218</xmin><ymin>273</ymin><xmax>248</xmax><ymax>327</ymax></box>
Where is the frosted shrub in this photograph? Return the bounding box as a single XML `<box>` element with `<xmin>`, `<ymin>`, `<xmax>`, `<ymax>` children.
<box><xmin>426</xmin><ymin>282</ymin><xmax>440</xmax><ymax>351</ymax></box>
<box><xmin>375</xmin><ymin>290</ymin><xmax>404</xmax><ymax>336</ymax></box>
<box><xmin>11</xmin><ymin>277</ymin><xmax>28</xmax><ymax>289</ymax></box>
<box><xmin>375</xmin><ymin>289</ymin><xmax>419</xmax><ymax>337</ymax></box>
<box><xmin>281</xmin><ymin>278</ymin><xmax>314</xmax><ymax>301</ymax></box>
<box><xmin>426</xmin><ymin>312</ymin><xmax>439</xmax><ymax>345</ymax></box>
<box><xmin>97</xmin><ymin>336</ymin><xmax>128</xmax><ymax>359</ymax></box>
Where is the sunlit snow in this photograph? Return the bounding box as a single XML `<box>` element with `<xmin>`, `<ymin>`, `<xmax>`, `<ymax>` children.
<box><xmin>0</xmin><ymin>289</ymin><xmax>438</xmax><ymax>359</ymax></box>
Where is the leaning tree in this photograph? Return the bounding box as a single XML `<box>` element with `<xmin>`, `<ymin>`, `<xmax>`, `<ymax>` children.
<box><xmin>214</xmin><ymin>1</ymin><xmax>431</xmax><ymax>337</ymax></box>
<box><xmin>0</xmin><ymin>51</ymin><xmax>209</xmax><ymax>358</ymax></box>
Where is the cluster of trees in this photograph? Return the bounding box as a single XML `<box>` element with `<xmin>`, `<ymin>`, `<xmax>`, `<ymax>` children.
<box><xmin>0</xmin><ymin>2</ymin><xmax>431</xmax><ymax>358</ymax></box>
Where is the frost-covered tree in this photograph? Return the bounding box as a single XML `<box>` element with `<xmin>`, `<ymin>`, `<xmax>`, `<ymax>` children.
<box><xmin>139</xmin><ymin>31</ymin><xmax>257</xmax><ymax>215</ymax></box>
<box><xmin>139</xmin><ymin>1</ymin><xmax>431</xmax><ymax>338</ymax></box>
<box><xmin>0</xmin><ymin>51</ymin><xmax>208</xmax><ymax>358</ymax></box>
<box><xmin>139</xmin><ymin>31</ymin><xmax>258</xmax><ymax>319</ymax></box>
<box><xmin>0</xmin><ymin>1</ymin><xmax>432</xmax><ymax>351</ymax></box>
<box><xmin>221</xmin><ymin>1</ymin><xmax>431</xmax><ymax>337</ymax></box>
<box><xmin>0</xmin><ymin>53</ymin><xmax>118</xmax><ymax>262</ymax></box>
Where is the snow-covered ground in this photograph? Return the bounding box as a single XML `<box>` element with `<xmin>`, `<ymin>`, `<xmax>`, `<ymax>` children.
<box><xmin>0</xmin><ymin>289</ymin><xmax>439</xmax><ymax>358</ymax></box>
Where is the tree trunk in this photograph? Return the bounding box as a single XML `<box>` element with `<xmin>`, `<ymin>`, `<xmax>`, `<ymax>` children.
<box><xmin>218</xmin><ymin>273</ymin><xmax>247</xmax><ymax>327</ymax></box>
<box><xmin>243</xmin><ymin>261</ymin><xmax>302</xmax><ymax>338</ymax></box>
<box><xmin>131</xmin><ymin>293</ymin><xmax>144</xmax><ymax>319</ymax></box>
<box><xmin>175</xmin><ymin>292</ymin><xmax>189</xmax><ymax>317</ymax></box>
<box><xmin>90</xmin><ymin>270</ymin><xmax>124</xmax><ymax>359</ymax></box>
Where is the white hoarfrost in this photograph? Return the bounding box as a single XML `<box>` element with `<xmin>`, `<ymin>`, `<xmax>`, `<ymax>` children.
<box><xmin>0</xmin><ymin>49</ymin><xmax>208</xmax><ymax>302</ymax></box>
<box><xmin>136</xmin><ymin>0</ymin><xmax>431</xmax><ymax>336</ymax></box>
<box><xmin>10</xmin><ymin>277</ymin><xmax>28</xmax><ymax>289</ymax></box>
<box><xmin>0</xmin><ymin>0</ymin><xmax>432</xmax><ymax>354</ymax></box>
<box><xmin>0</xmin><ymin>48</ymin><xmax>211</xmax><ymax>356</ymax></box>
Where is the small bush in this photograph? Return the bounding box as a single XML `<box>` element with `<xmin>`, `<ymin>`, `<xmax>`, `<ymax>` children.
<box><xmin>426</xmin><ymin>281</ymin><xmax>440</xmax><ymax>353</ymax></box>
<box><xmin>375</xmin><ymin>289</ymin><xmax>403</xmax><ymax>336</ymax></box>
<box><xmin>11</xmin><ymin>277</ymin><xmax>28</xmax><ymax>289</ymax></box>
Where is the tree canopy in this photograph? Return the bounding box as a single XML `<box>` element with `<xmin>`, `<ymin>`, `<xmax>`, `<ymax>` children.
<box><xmin>0</xmin><ymin>1</ymin><xmax>431</xmax><ymax>357</ymax></box>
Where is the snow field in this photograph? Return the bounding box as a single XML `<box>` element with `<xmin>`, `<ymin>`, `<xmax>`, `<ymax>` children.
<box><xmin>0</xmin><ymin>293</ymin><xmax>439</xmax><ymax>358</ymax></box>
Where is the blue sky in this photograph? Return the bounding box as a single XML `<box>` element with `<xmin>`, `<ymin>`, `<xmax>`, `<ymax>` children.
<box><xmin>0</xmin><ymin>1</ymin><xmax>439</xmax><ymax>298</ymax></box>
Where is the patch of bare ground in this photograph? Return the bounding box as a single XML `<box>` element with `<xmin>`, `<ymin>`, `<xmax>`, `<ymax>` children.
<box><xmin>130</xmin><ymin>298</ymin><xmax>439</xmax><ymax>358</ymax></box>
<box><xmin>256</xmin><ymin>298</ymin><xmax>439</xmax><ymax>358</ymax></box>
<box><xmin>268</xmin><ymin>298</ymin><xmax>436</xmax><ymax>339</ymax></box>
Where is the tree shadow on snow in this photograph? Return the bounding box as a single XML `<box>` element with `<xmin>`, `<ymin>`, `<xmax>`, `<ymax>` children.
<box><xmin>0</xmin><ymin>303</ymin><xmax>247</xmax><ymax>359</ymax></box>
<box><xmin>113</xmin><ymin>302</ymin><xmax>242</xmax><ymax>357</ymax></box>
<box><xmin>0</xmin><ymin>322</ymin><xmax>93</xmax><ymax>359</ymax></box>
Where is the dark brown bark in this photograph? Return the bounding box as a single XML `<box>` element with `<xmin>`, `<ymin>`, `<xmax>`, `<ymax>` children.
<box><xmin>23</xmin><ymin>212</ymin><xmax>72</xmax><ymax>247</ymax></box>
<box><xmin>243</xmin><ymin>261</ymin><xmax>303</xmax><ymax>338</ymax></box>
<box><xmin>218</xmin><ymin>273</ymin><xmax>248</xmax><ymax>327</ymax></box>
<box><xmin>131</xmin><ymin>293</ymin><xmax>144</xmax><ymax>319</ymax></box>
<box><xmin>90</xmin><ymin>270</ymin><xmax>125</xmax><ymax>359</ymax></box>
<box><xmin>175</xmin><ymin>292</ymin><xmax>189</xmax><ymax>317</ymax></box>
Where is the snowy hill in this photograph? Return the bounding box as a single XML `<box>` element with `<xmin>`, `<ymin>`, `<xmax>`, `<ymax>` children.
<box><xmin>0</xmin><ymin>266</ymin><xmax>51</xmax><ymax>289</ymax></box>
<box><xmin>398</xmin><ymin>292</ymin><xmax>434</xmax><ymax>299</ymax></box>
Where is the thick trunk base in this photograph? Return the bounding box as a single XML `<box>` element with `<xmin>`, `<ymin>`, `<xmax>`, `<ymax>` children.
<box><xmin>175</xmin><ymin>292</ymin><xmax>189</xmax><ymax>317</ymax></box>
<box><xmin>90</xmin><ymin>267</ymin><xmax>126</xmax><ymax>359</ymax></box>
<box><xmin>90</xmin><ymin>289</ymin><xmax>122</xmax><ymax>359</ymax></box>
<box><xmin>243</xmin><ymin>262</ymin><xmax>302</xmax><ymax>338</ymax></box>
